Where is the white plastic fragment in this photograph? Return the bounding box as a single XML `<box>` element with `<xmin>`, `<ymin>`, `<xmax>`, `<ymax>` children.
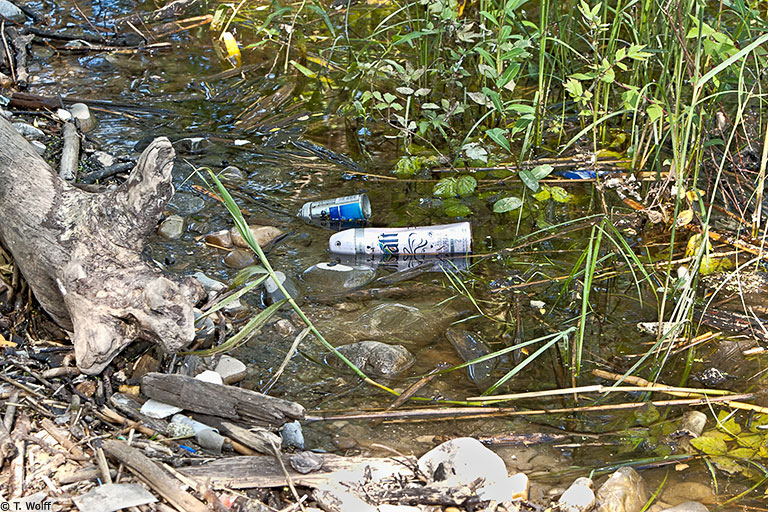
<box><xmin>73</xmin><ymin>483</ymin><xmax>157</xmax><ymax>512</ymax></box>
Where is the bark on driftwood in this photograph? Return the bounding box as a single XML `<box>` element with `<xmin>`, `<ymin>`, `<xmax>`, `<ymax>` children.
<box><xmin>0</xmin><ymin>115</ymin><xmax>204</xmax><ymax>374</ymax></box>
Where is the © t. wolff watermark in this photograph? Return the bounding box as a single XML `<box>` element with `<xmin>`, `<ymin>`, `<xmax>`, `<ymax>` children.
<box><xmin>1</xmin><ymin>500</ymin><xmax>54</xmax><ymax>511</ymax></box>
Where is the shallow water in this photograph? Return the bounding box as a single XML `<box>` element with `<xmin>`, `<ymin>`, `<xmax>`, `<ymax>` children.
<box><xmin>22</xmin><ymin>1</ymin><xmax>768</xmax><ymax>506</ymax></box>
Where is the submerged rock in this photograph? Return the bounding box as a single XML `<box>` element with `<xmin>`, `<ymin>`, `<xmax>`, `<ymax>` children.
<box><xmin>168</xmin><ymin>193</ymin><xmax>206</xmax><ymax>215</ymax></box>
<box><xmin>444</xmin><ymin>327</ymin><xmax>497</xmax><ymax>387</ymax></box>
<box><xmin>224</xmin><ymin>249</ymin><xmax>256</xmax><ymax>269</ymax></box>
<box><xmin>660</xmin><ymin>503</ymin><xmax>709</xmax><ymax>512</ymax></box>
<box><xmin>417</xmin><ymin>437</ymin><xmax>508</xmax><ymax>488</ymax></box>
<box><xmin>173</xmin><ymin>137</ymin><xmax>211</xmax><ymax>155</ymax></box>
<box><xmin>157</xmin><ymin>215</ymin><xmax>185</xmax><ymax>239</ymax></box>
<box><xmin>595</xmin><ymin>467</ymin><xmax>648</xmax><ymax>512</ymax></box>
<box><xmin>204</xmin><ymin>229</ymin><xmax>233</xmax><ymax>248</ymax></box>
<box><xmin>326</xmin><ymin>341</ymin><xmax>414</xmax><ymax>378</ymax></box>
<box><xmin>263</xmin><ymin>271</ymin><xmax>301</xmax><ymax>305</ymax></box>
<box><xmin>230</xmin><ymin>225</ymin><xmax>282</xmax><ymax>248</ymax></box>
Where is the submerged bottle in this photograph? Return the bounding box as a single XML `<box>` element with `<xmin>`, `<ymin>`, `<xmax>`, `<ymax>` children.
<box><xmin>329</xmin><ymin>222</ymin><xmax>472</xmax><ymax>256</ymax></box>
<box><xmin>298</xmin><ymin>194</ymin><xmax>371</xmax><ymax>230</ymax></box>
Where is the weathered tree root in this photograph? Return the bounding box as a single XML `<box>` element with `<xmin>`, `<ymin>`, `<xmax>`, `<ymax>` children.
<box><xmin>0</xmin><ymin>115</ymin><xmax>204</xmax><ymax>374</ymax></box>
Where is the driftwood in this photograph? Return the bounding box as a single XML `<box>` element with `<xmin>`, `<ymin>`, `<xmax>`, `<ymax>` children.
<box><xmin>180</xmin><ymin>453</ymin><xmax>416</xmax><ymax>489</ymax></box>
<box><xmin>103</xmin><ymin>440</ymin><xmax>210</xmax><ymax>512</ymax></box>
<box><xmin>6</xmin><ymin>27</ymin><xmax>32</xmax><ymax>88</ymax></box>
<box><xmin>0</xmin><ymin>115</ymin><xmax>204</xmax><ymax>374</ymax></box>
<box><xmin>141</xmin><ymin>372</ymin><xmax>305</xmax><ymax>426</ymax></box>
<box><xmin>191</xmin><ymin>413</ymin><xmax>281</xmax><ymax>455</ymax></box>
<box><xmin>59</xmin><ymin>121</ymin><xmax>79</xmax><ymax>181</ymax></box>
<box><xmin>0</xmin><ymin>418</ymin><xmax>14</xmax><ymax>468</ymax></box>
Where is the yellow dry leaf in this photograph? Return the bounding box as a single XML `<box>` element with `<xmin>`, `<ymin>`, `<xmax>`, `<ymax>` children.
<box><xmin>676</xmin><ymin>209</ymin><xmax>694</xmax><ymax>227</ymax></box>
<box><xmin>0</xmin><ymin>333</ymin><xmax>16</xmax><ymax>348</ymax></box>
<box><xmin>686</xmin><ymin>188</ymin><xmax>705</xmax><ymax>202</ymax></box>
<box><xmin>118</xmin><ymin>384</ymin><xmax>141</xmax><ymax>395</ymax></box>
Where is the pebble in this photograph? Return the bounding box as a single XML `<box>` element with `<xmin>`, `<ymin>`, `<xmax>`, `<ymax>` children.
<box><xmin>168</xmin><ymin>193</ymin><xmax>206</xmax><ymax>215</ymax></box>
<box><xmin>230</xmin><ymin>225</ymin><xmax>282</xmax><ymax>248</ymax></box>
<box><xmin>290</xmin><ymin>451</ymin><xmax>324</xmax><ymax>474</ymax></box>
<box><xmin>74</xmin><ymin>380</ymin><xmax>96</xmax><ymax>398</ymax></box>
<box><xmin>326</xmin><ymin>341</ymin><xmax>415</xmax><ymax>378</ymax></box>
<box><xmin>214</xmin><ymin>355</ymin><xmax>247</xmax><ymax>384</ymax></box>
<box><xmin>281</xmin><ymin>420</ymin><xmax>304</xmax><ymax>450</ymax></box>
<box><xmin>274</xmin><ymin>318</ymin><xmax>296</xmax><ymax>337</ymax></box>
<box><xmin>660</xmin><ymin>482</ymin><xmax>715</xmax><ymax>506</ymax></box>
<box><xmin>595</xmin><ymin>467</ymin><xmax>648</xmax><ymax>512</ymax></box>
<box><xmin>224</xmin><ymin>249</ymin><xmax>257</xmax><ymax>268</ymax></box>
<box><xmin>90</xmin><ymin>151</ymin><xmax>115</xmax><ymax>168</ymax></box>
<box><xmin>157</xmin><ymin>215</ymin><xmax>185</xmax><ymax>239</ymax></box>
<box><xmin>660</xmin><ymin>502</ymin><xmax>709</xmax><ymax>512</ymax></box>
<box><xmin>204</xmin><ymin>229</ymin><xmax>233</xmax><ymax>248</ymax></box>
<box><xmin>332</xmin><ymin>435</ymin><xmax>357</xmax><ymax>451</ymax></box>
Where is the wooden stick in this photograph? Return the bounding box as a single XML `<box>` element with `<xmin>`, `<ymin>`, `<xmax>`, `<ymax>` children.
<box><xmin>103</xmin><ymin>439</ymin><xmax>209</xmax><ymax>512</ymax></box>
<box><xmin>467</xmin><ymin>383</ymin><xmax>732</xmax><ymax>402</ymax></box>
<box><xmin>40</xmin><ymin>418</ymin><xmax>88</xmax><ymax>460</ymax></box>
<box><xmin>59</xmin><ymin>121</ymin><xmax>79</xmax><ymax>181</ymax></box>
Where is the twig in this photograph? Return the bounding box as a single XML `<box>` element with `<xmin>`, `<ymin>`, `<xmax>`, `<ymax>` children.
<box><xmin>262</xmin><ymin>328</ymin><xmax>310</xmax><ymax>393</ymax></box>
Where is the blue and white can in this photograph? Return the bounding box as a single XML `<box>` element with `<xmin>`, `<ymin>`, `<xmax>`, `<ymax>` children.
<box><xmin>298</xmin><ymin>194</ymin><xmax>371</xmax><ymax>229</ymax></box>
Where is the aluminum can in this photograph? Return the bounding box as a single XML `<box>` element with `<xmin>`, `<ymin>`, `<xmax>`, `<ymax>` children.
<box><xmin>298</xmin><ymin>194</ymin><xmax>371</xmax><ymax>229</ymax></box>
<box><xmin>329</xmin><ymin>222</ymin><xmax>472</xmax><ymax>256</ymax></box>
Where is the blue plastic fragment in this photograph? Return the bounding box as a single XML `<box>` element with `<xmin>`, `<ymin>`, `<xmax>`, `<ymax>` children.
<box><xmin>179</xmin><ymin>445</ymin><xmax>196</xmax><ymax>454</ymax></box>
<box><xmin>558</xmin><ymin>170</ymin><xmax>602</xmax><ymax>179</ymax></box>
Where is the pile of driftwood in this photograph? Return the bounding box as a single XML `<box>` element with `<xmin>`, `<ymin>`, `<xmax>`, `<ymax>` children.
<box><xmin>1</xmin><ymin>347</ymin><xmax>536</xmax><ymax>512</ymax></box>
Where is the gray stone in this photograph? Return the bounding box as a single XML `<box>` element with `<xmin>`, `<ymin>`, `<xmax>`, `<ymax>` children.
<box><xmin>660</xmin><ymin>502</ymin><xmax>709</xmax><ymax>512</ymax></box>
<box><xmin>274</xmin><ymin>318</ymin><xmax>296</xmax><ymax>337</ymax></box>
<box><xmin>13</xmin><ymin>122</ymin><xmax>44</xmax><ymax>139</ymax></box>
<box><xmin>290</xmin><ymin>451</ymin><xmax>324</xmax><ymax>474</ymax></box>
<box><xmin>157</xmin><ymin>215</ymin><xmax>185</xmax><ymax>239</ymax></box>
<box><xmin>91</xmin><ymin>151</ymin><xmax>115</xmax><ymax>168</ymax></box>
<box><xmin>596</xmin><ymin>467</ymin><xmax>648</xmax><ymax>512</ymax></box>
<box><xmin>476</xmin><ymin>472</ymin><xmax>529</xmax><ymax>502</ymax></box>
<box><xmin>301</xmin><ymin>262</ymin><xmax>376</xmax><ymax>292</ymax></box>
<box><xmin>281</xmin><ymin>420</ymin><xmax>304</xmax><ymax>450</ymax></box>
<box><xmin>0</xmin><ymin>0</ymin><xmax>25</xmax><ymax>22</ymax></box>
<box><xmin>326</xmin><ymin>341</ymin><xmax>415</xmax><ymax>378</ymax></box>
<box><xmin>169</xmin><ymin>192</ymin><xmax>206</xmax><ymax>215</ymax></box>
<box><xmin>417</xmin><ymin>437</ymin><xmax>509</xmax><ymax>488</ymax></box>
<box><xmin>660</xmin><ymin>482</ymin><xmax>715</xmax><ymax>507</ymax></box>
<box><xmin>214</xmin><ymin>355</ymin><xmax>247</xmax><ymax>384</ymax></box>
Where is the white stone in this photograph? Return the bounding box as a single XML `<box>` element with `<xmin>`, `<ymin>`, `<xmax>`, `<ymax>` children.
<box><xmin>56</xmin><ymin>108</ymin><xmax>72</xmax><ymax>122</ymax></box>
<box><xmin>417</xmin><ymin>437</ymin><xmax>509</xmax><ymax>488</ymax></box>
<box><xmin>559</xmin><ymin>477</ymin><xmax>596</xmax><ymax>512</ymax></box>
<box><xmin>140</xmin><ymin>399</ymin><xmax>183</xmax><ymax>419</ymax></box>
<box><xmin>13</xmin><ymin>122</ymin><xmax>44</xmax><ymax>139</ymax></box>
<box><xmin>477</xmin><ymin>472</ymin><xmax>529</xmax><ymax>502</ymax></box>
<box><xmin>29</xmin><ymin>140</ymin><xmax>46</xmax><ymax>156</ymax></box>
<box><xmin>70</xmin><ymin>103</ymin><xmax>97</xmax><ymax>132</ymax></box>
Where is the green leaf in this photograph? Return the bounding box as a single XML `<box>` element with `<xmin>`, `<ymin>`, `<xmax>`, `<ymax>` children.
<box><xmin>519</xmin><ymin>169</ymin><xmax>540</xmax><ymax>191</ymax></box>
<box><xmin>493</xmin><ymin>196</ymin><xmax>523</xmax><ymax>213</ymax></box>
<box><xmin>289</xmin><ymin>60</ymin><xmax>316</xmax><ymax>78</ymax></box>
<box><xmin>550</xmin><ymin>186</ymin><xmax>573</xmax><ymax>203</ymax></box>
<box><xmin>482</xmin><ymin>87</ymin><xmax>503</xmax><ymax>114</ymax></box>
<box><xmin>532</xmin><ymin>186</ymin><xmax>551</xmax><ymax>201</ymax></box>
<box><xmin>710</xmin><ymin>456</ymin><xmax>744</xmax><ymax>474</ymax></box>
<box><xmin>393</xmin><ymin>155</ymin><xmax>424</xmax><ymax>178</ymax></box>
<box><xmin>457</xmin><ymin>175</ymin><xmax>478</xmax><ymax>196</ymax></box>
<box><xmin>531</xmin><ymin>164</ymin><xmax>554</xmax><ymax>180</ymax></box>
<box><xmin>433</xmin><ymin>177</ymin><xmax>458</xmax><ymax>198</ymax></box>
<box><xmin>646</xmin><ymin>103</ymin><xmax>664</xmax><ymax>122</ymax></box>
<box><xmin>690</xmin><ymin>434</ymin><xmax>728</xmax><ymax>455</ymax></box>
<box><xmin>442</xmin><ymin>198</ymin><xmax>472</xmax><ymax>217</ymax></box>
<box><xmin>233</xmin><ymin>265</ymin><xmax>269</xmax><ymax>286</ymax></box>
<box><xmin>486</xmin><ymin>128</ymin><xmax>511</xmax><ymax>152</ymax></box>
